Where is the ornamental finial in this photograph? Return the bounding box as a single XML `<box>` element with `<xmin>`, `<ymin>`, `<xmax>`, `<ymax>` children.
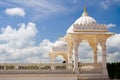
<box><xmin>82</xmin><ymin>6</ymin><xmax>88</xmax><ymax>16</ymax></box>
<box><xmin>84</xmin><ymin>6</ymin><xmax>87</xmax><ymax>13</ymax></box>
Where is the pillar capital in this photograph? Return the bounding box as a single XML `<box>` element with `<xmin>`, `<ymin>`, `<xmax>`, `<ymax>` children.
<box><xmin>100</xmin><ymin>42</ymin><xmax>106</xmax><ymax>50</ymax></box>
<box><xmin>73</xmin><ymin>36</ymin><xmax>82</xmax><ymax>43</ymax></box>
<box><xmin>73</xmin><ymin>38</ymin><xmax>79</xmax><ymax>43</ymax></box>
<box><xmin>100</xmin><ymin>42</ymin><xmax>106</xmax><ymax>45</ymax></box>
<box><xmin>73</xmin><ymin>39</ymin><xmax>79</xmax><ymax>48</ymax></box>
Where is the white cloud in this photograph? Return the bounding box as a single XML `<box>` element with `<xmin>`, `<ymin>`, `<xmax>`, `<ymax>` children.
<box><xmin>107</xmin><ymin>34</ymin><xmax>120</xmax><ymax>48</ymax></box>
<box><xmin>107</xmin><ymin>52</ymin><xmax>120</xmax><ymax>62</ymax></box>
<box><xmin>0</xmin><ymin>22</ymin><xmax>52</xmax><ymax>63</ymax></box>
<box><xmin>9</xmin><ymin>0</ymin><xmax>65</xmax><ymax>12</ymax></box>
<box><xmin>0</xmin><ymin>22</ymin><xmax>38</xmax><ymax>48</ymax></box>
<box><xmin>78</xmin><ymin>41</ymin><xmax>93</xmax><ymax>63</ymax></box>
<box><xmin>0</xmin><ymin>23</ymin><xmax>120</xmax><ymax>63</ymax></box>
<box><xmin>4</xmin><ymin>7</ymin><xmax>25</xmax><ymax>17</ymax></box>
<box><xmin>0</xmin><ymin>41</ymin><xmax>52</xmax><ymax>63</ymax></box>
<box><xmin>2</xmin><ymin>0</ymin><xmax>69</xmax><ymax>21</ymax></box>
<box><xmin>106</xmin><ymin>34</ymin><xmax>120</xmax><ymax>62</ymax></box>
<box><xmin>77</xmin><ymin>34</ymin><xmax>120</xmax><ymax>63</ymax></box>
<box><xmin>107</xmin><ymin>24</ymin><xmax>116</xmax><ymax>28</ymax></box>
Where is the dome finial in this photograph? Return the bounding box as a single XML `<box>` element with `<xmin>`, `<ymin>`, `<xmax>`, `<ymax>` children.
<box><xmin>82</xmin><ymin>6</ymin><xmax>88</xmax><ymax>16</ymax></box>
<box><xmin>84</xmin><ymin>6</ymin><xmax>87</xmax><ymax>13</ymax></box>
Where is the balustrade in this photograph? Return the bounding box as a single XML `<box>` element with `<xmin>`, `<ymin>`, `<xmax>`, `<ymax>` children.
<box><xmin>0</xmin><ymin>63</ymin><xmax>73</xmax><ymax>74</ymax></box>
<box><xmin>78</xmin><ymin>63</ymin><xmax>102</xmax><ymax>73</ymax></box>
<box><xmin>0</xmin><ymin>63</ymin><xmax>102</xmax><ymax>74</ymax></box>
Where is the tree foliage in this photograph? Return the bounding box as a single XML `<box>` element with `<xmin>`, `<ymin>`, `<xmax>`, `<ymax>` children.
<box><xmin>107</xmin><ymin>62</ymin><xmax>120</xmax><ymax>79</ymax></box>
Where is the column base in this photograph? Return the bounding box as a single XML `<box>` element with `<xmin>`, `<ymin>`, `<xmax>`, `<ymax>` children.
<box><xmin>73</xmin><ymin>68</ymin><xmax>79</xmax><ymax>74</ymax></box>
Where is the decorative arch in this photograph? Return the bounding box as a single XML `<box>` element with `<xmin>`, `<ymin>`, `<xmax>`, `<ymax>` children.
<box><xmin>49</xmin><ymin>52</ymin><xmax>68</xmax><ymax>63</ymax></box>
<box><xmin>78</xmin><ymin>40</ymin><xmax>93</xmax><ymax>63</ymax></box>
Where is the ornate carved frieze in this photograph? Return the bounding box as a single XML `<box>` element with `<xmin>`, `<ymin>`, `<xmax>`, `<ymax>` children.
<box><xmin>73</xmin><ymin>23</ymin><xmax>107</xmax><ymax>32</ymax></box>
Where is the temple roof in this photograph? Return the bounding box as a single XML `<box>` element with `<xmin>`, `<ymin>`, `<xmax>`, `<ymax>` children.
<box><xmin>67</xmin><ymin>7</ymin><xmax>111</xmax><ymax>34</ymax></box>
<box><xmin>51</xmin><ymin>37</ymin><xmax>68</xmax><ymax>52</ymax></box>
<box><xmin>74</xmin><ymin>7</ymin><xmax>96</xmax><ymax>25</ymax></box>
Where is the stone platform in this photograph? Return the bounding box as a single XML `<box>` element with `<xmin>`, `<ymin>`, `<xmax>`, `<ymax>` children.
<box><xmin>0</xmin><ymin>73</ymin><xmax>109</xmax><ymax>80</ymax></box>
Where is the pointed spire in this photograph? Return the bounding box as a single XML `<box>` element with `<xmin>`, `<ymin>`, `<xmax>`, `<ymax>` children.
<box><xmin>82</xmin><ymin>6</ymin><xmax>88</xmax><ymax>16</ymax></box>
<box><xmin>84</xmin><ymin>6</ymin><xmax>87</xmax><ymax>13</ymax></box>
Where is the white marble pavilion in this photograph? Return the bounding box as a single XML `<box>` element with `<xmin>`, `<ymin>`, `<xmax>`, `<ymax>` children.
<box><xmin>0</xmin><ymin>7</ymin><xmax>114</xmax><ymax>80</ymax></box>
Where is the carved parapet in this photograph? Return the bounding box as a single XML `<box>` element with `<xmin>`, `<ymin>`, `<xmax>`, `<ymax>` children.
<box><xmin>73</xmin><ymin>23</ymin><xmax>108</xmax><ymax>32</ymax></box>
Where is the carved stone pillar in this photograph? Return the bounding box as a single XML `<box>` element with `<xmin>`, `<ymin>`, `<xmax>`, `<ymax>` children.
<box><xmin>73</xmin><ymin>39</ymin><xmax>79</xmax><ymax>73</ymax></box>
<box><xmin>68</xmin><ymin>42</ymin><xmax>73</xmax><ymax>63</ymax></box>
<box><xmin>50</xmin><ymin>55</ymin><xmax>55</xmax><ymax>63</ymax></box>
<box><xmin>88</xmin><ymin>41</ymin><xmax>98</xmax><ymax>64</ymax></box>
<box><xmin>101</xmin><ymin>42</ymin><xmax>108</xmax><ymax>75</ymax></box>
<box><xmin>93</xmin><ymin>47</ymin><xmax>97</xmax><ymax>64</ymax></box>
<box><xmin>68</xmin><ymin>52</ymin><xmax>73</xmax><ymax>63</ymax></box>
<box><xmin>50</xmin><ymin>55</ymin><xmax>55</xmax><ymax>70</ymax></box>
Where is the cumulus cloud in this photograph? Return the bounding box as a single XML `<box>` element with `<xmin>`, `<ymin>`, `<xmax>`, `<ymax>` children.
<box><xmin>0</xmin><ymin>39</ymin><xmax>52</xmax><ymax>63</ymax></box>
<box><xmin>78</xmin><ymin>41</ymin><xmax>93</xmax><ymax>63</ymax></box>
<box><xmin>1</xmin><ymin>0</ymin><xmax>69</xmax><ymax>21</ymax></box>
<box><xmin>4</xmin><ymin>7</ymin><xmax>25</xmax><ymax>17</ymax></box>
<box><xmin>0</xmin><ymin>22</ymin><xmax>53</xmax><ymax>63</ymax></box>
<box><xmin>0</xmin><ymin>22</ymin><xmax>38</xmax><ymax>48</ymax></box>
<box><xmin>107</xmin><ymin>34</ymin><xmax>120</xmax><ymax>48</ymax></box>
<box><xmin>107</xmin><ymin>52</ymin><xmax>120</xmax><ymax>62</ymax></box>
<box><xmin>0</xmin><ymin>22</ymin><xmax>54</xmax><ymax>63</ymax></box>
<box><xmin>107</xmin><ymin>34</ymin><xmax>120</xmax><ymax>62</ymax></box>
<box><xmin>107</xmin><ymin>24</ymin><xmax>116</xmax><ymax>28</ymax></box>
<box><xmin>77</xmin><ymin>34</ymin><xmax>120</xmax><ymax>63</ymax></box>
<box><xmin>0</xmin><ymin>23</ymin><xmax>120</xmax><ymax>63</ymax></box>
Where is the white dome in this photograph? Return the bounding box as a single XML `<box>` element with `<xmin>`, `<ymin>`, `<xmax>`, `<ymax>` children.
<box><xmin>74</xmin><ymin>8</ymin><xmax>96</xmax><ymax>25</ymax></box>
<box><xmin>74</xmin><ymin>16</ymin><xmax>96</xmax><ymax>25</ymax></box>
<box><xmin>67</xmin><ymin>8</ymin><xmax>107</xmax><ymax>34</ymax></box>
<box><xmin>52</xmin><ymin>38</ymin><xmax>68</xmax><ymax>51</ymax></box>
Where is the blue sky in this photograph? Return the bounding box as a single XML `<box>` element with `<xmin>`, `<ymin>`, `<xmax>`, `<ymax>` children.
<box><xmin>0</xmin><ymin>0</ymin><xmax>120</xmax><ymax>42</ymax></box>
<box><xmin>0</xmin><ymin>0</ymin><xmax>120</xmax><ymax>63</ymax></box>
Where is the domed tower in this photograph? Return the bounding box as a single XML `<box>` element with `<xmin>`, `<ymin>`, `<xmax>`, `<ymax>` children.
<box><xmin>49</xmin><ymin>37</ymin><xmax>69</xmax><ymax>63</ymax></box>
<box><xmin>67</xmin><ymin>7</ymin><xmax>107</xmax><ymax>34</ymax></box>
<box><xmin>64</xmin><ymin>7</ymin><xmax>114</xmax><ymax>78</ymax></box>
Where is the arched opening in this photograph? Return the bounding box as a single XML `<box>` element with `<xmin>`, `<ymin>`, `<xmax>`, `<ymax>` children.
<box><xmin>78</xmin><ymin>40</ymin><xmax>93</xmax><ymax>63</ymax></box>
<box><xmin>54</xmin><ymin>55</ymin><xmax>66</xmax><ymax>63</ymax></box>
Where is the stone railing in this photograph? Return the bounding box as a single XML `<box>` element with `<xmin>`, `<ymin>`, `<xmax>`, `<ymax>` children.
<box><xmin>0</xmin><ymin>63</ymin><xmax>73</xmax><ymax>74</ymax></box>
<box><xmin>0</xmin><ymin>63</ymin><xmax>102</xmax><ymax>74</ymax></box>
<box><xmin>78</xmin><ymin>63</ymin><xmax>102</xmax><ymax>73</ymax></box>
